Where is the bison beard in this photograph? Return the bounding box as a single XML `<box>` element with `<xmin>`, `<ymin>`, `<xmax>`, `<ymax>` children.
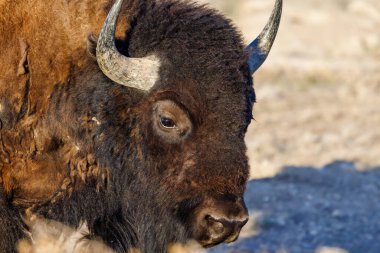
<box><xmin>0</xmin><ymin>0</ymin><xmax>281</xmax><ymax>252</ymax></box>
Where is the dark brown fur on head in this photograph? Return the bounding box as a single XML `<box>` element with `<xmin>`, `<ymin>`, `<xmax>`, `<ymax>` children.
<box><xmin>0</xmin><ymin>0</ymin><xmax>256</xmax><ymax>252</ymax></box>
<box><xmin>114</xmin><ymin>0</ymin><xmax>254</xmax><ymax>247</ymax></box>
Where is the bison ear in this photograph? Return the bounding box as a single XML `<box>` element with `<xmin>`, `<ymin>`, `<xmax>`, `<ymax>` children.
<box><xmin>246</xmin><ymin>0</ymin><xmax>282</xmax><ymax>75</ymax></box>
<box><xmin>96</xmin><ymin>0</ymin><xmax>161</xmax><ymax>91</ymax></box>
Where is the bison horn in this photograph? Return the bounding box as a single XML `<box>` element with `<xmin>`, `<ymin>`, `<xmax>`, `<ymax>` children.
<box><xmin>246</xmin><ymin>0</ymin><xmax>282</xmax><ymax>74</ymax></box>
<box><xmin>96</xmin><ymin>0</ymin><xmax>161</xmax><ymax>91</ymax></box>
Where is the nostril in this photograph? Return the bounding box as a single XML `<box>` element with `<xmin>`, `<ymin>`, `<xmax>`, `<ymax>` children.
<box><xmin>204</xmin><ymin>214</ymin><xmax>248</xmax><ymax>238</ymax></box>
<box><xmin>240</xmin><ymin>216</ymin><xmax>249</xmax><ymax>225</ymax></box>
<box><xmin>239</xmin><ymin>217</ymin><xmax>249</xmax><ymax>228</ymax></box>
<box><xmin>195</xmin><ymin>200</ymin><xmax>249</xmax><ymax>246</ymax></box>
<box><xmin>205</xmin><ymin>215</ymin><xmax>225</xmax><ymax>235</ymax></box>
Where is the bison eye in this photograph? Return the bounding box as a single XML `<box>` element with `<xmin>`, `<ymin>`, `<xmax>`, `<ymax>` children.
<box><xmin>152</xmin><ymin>99</ymin><xmax>193</xmax><ymax>143</ymax></box>
<box><xmin>160</xmin><ymin>116</ymin><xmax>176</xmax><ymax>129</ymax></box>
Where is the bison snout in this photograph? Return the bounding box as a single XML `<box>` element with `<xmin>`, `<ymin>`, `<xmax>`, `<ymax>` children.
<box><xmin>195</xmin><ymin>199</ymin><xmax>248</xmax><ymax>247</ymax></box>
<box><xmin>205</xmin><ymin>214</ymin><xmax>248</xmax><ymax>243</ymax></box>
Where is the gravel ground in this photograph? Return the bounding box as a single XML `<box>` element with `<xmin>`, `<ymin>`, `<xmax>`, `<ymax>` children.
<box><xmin>208</xmin><ymin>161</ymin><xmax>380</xmax><ymax>253</ymax></box>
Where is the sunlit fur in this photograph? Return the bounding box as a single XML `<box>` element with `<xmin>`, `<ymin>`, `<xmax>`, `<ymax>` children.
<box><xmin>17</xmin><ymin>219</ymin><xmax>115</xmax><ymax>253</ymax></box>
<box><xmin>17</xmin><ymin>218</ymin><xmax>204</xmax><ymax>253</ymax></box>
<box><xmin>0</xmin><ymin>0</ymin><xmax>255</xmax><ymax>252</ymax></box>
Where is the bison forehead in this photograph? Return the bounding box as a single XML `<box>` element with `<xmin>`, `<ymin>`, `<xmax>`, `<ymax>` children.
<box><xmin>124</xmin><ymin>0</ymin><xmax>255</xmax><ymax>129</ymax></box>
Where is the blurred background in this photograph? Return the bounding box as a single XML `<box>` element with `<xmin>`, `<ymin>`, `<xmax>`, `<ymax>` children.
<box><xmin>199</xmin><ymin>0</ymin><xmax>380</xmax><ymax>178</ymax></box>
<box><xmin>196</xmin><ymin>0</ymin><xmax>380</xmax><ymax>252</ymax></box>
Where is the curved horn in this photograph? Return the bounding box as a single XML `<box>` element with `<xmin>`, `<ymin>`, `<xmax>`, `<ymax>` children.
<box><xmin>246</xmin><ymin>0</ymin><xmax>282</xmax><ymax>74</ymax></box>
<box><xmin>96</xmin><ymin>0</ymin><xmax>160</xmax><ymax>90</ymax></box>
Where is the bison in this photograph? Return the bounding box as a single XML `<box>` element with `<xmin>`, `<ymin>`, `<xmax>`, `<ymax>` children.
<box><xmin>0</xmin><ymin>0</ymin><xmax>282</xmax><ymax>252</ymax></box>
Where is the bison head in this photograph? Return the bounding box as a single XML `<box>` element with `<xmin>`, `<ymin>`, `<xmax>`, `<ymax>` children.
<box><xmin>93</xmin><ymin>0</ymin><xmax>281</xmax><ymax>248</ymax></box>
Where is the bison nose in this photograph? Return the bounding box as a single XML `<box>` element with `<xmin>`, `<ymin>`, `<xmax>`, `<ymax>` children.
<box><xmin>196</xmin><ymin>199</ymin><xmax>249</xmax><ymax>247</ymax></box>
<box><xmin>205</xmin><ymin>213</ymin><xmax>248</xmax><ymax>244</ymax></box>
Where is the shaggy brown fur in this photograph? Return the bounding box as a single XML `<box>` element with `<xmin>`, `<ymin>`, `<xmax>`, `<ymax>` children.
<box><xmin>18</xmin><ymin>206</ymin><xmax>205</xmax><ymax>253</ymax></box>
<box><xmin>0</xmin><ymin>0</ymin><xmax>256</xmax><ymax>252</ymax></box>
<box><xmin>17</xmin><ymin>219</ymin><xmax>115</xmax><ymax>253</ymax></box>
<box><xmin>17</xmin><ymin>218</ymin><xmax>204</xmax><ymax>253</ymax></box>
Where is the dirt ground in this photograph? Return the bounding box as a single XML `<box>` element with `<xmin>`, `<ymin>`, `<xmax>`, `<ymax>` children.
<box><xmin>197</xmin><ymin>0</ymin><xmax>380</xmax><ymax>252</ymax></box>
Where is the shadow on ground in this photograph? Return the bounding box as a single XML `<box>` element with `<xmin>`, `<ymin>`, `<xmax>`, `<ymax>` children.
<box><xmin>208</xmin><ymin>161</ymin><xmax>380</xmax><ymax>253</ymax></box>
